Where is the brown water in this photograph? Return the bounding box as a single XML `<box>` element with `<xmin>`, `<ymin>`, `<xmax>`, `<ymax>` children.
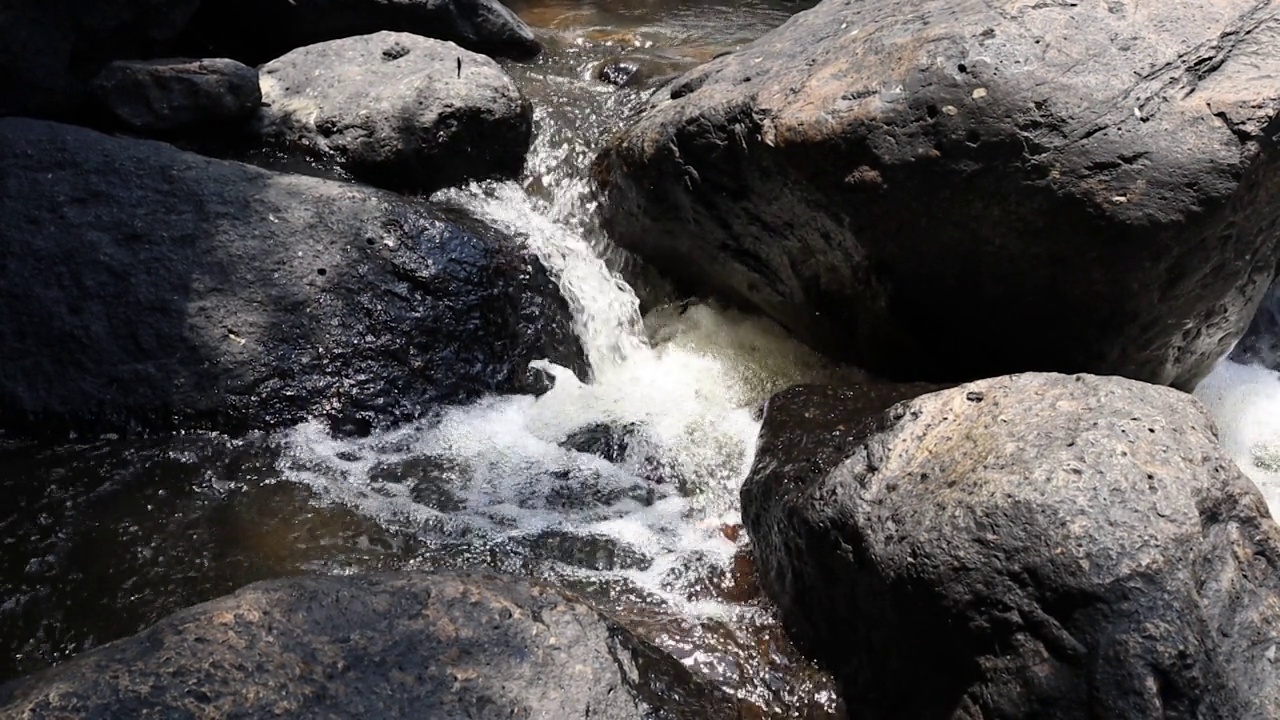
<box><xmin>0</xmin><ymin>1</ymin><xmax>847</xmax><ymax>716</ymax></box>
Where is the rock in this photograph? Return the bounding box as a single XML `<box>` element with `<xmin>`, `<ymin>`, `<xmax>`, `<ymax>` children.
<box><xmin>0</xmin><ymin>118</ymin><xmax>586</xmax><ymax>438</ymax></box>
<box><xmin>90</xmin><ymin>57</ymin><xmax>261</xmax><ymax>135</ymax></box>
<box><xmin>593</xmin><ymin>50</ymin><xmax>703</xmax><ymax>90</ymax></box>
<box><xmin>1232</xmin><ymin>277</ymin><xmax>1280</xmax><ymax>371</ymax></box>
<box><xmin>596</xmin><ymin>0</ymin><xmax>1280</xmax><ymax>390</ymax></box>
<box><xmin>742</xmin><ymin>374</ymin><xmax>1280</xmax><ymax>719</ymax></box>
<box><xmin>258</xmin><ymin>32</ymin><xmax>532</xmax><ymax>193</ymax></box>
<box><xmin>0</xmin><ymin>0</ymin><xmax>201</xmax><ymax>119</ymax></box>
<box><xmin>177</xmin><ymin>0</ymin><xmax>540</xmax><ymax>65</ymax></box>
<box><xmin>0</xmin><ymin>571</ymin><xmax>739</xmax><ymax>719</ymax></box>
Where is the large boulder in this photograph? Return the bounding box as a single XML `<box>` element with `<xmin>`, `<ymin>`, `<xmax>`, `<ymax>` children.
<box><xmin>90</xmin><ymin>57</ymin><xmax>261</xmax><ymax>136</ymax></box>
<box><xmin>742</xmin><ymin>374</ymin><xmax>1280</xmax><ymax>719</ymax></box>
<box><xmin>177</xmin><ymin>0</ymin><xmax>540</xmax><ymax>65</ymax></box>
<box><xmin>1233</xmin><ymin>277</ymin><xmax>1280</xmax><ymax>371</ymax></box>
<box><xmin>0</xmin><ymin>571</ymin><xmax>738</xmax><ymax>718</ymax></box>
<box><xmin>0</xmin><ymin>0</ymin><xmax>201</xmax><ymax>119</ymax></box>
<box><xmin>259</xmin><ymin>32</ymin><xmax>532</xmax><ymax>193</ymax></box>
<box><xmin>0</xmin><ymin>118</ymin><xmax>586</xmax><ymax>438</ymax></box>
<box><xmin>596</xmin><ymin>0</ymin><xmax>1280</xmax><ymax>390</ymax></box>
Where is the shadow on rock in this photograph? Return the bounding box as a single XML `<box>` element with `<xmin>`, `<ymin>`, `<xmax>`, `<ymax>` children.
<box><xmin>0</xmin><ymin>118</ymin><xmax>587</xmax><ymax>439</ymax></box>
<box><xmin>0</xmin><ymin>571</ymin><xmax>744</xmax><ymax>719</ymax></box>
<box><xmin>743</xmin><ymin>374</ymin><xmax>1280</xmax><ymax>719</ymax></box>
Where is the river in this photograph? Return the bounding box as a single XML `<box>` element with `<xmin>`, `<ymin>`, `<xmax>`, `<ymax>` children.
<box><xmin>2</xmin><ymin>0</ymin><xmax>1278</xmax><ymax>714</ymax></box>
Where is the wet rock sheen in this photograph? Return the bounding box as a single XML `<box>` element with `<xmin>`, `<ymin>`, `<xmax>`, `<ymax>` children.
<box><xmin>742</xmin><ymin>374</ymin><xmax>1280</xmax><ymax>719</ymax></box>
<box><xmin>0</xmin><ymin>571</ymin><xmax>739</xmax><ymax>719</ymax></box>
<box><xmin>597</xmin><ymin>0</ymin><xmax>1280</xmax><ymax>389</ymax></box>
<box><xmin>0</xmin><ymin>118</ymin><xmax>587</xmax><ymax>438</ymax></box>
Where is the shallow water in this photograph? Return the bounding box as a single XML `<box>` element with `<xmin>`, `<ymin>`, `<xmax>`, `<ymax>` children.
<box><xmin>3</xmin><ymin>0</ymin><xmax>1278</xmax><ymax>714</ymax></box>
<box><xmin>0</xmin><ymin>0</ymin><xmax>847</xmax><ymax>714</ymax></box>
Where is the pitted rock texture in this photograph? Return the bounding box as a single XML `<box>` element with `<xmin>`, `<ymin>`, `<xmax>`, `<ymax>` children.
<box><xmin>597</xmin><ymin>0</ymin><xmax>1280</xmax><ymax>389</ymax></box>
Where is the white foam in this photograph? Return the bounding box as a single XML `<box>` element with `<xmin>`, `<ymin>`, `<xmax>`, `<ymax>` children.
<box><xmin>1194</xmin><ymin>358</ymin><xmax>1280</xmax><ymax>514</ymax></box>
<box><xmin>279</xmin><ymin>178</ymin><xmax>854</xmax><ymax>614</ymax></box>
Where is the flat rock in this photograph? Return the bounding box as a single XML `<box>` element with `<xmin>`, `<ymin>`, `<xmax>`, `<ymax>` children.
<box><xmin>259</xmin><ymin>32</ymin><xmax>532</xmax><ymax>193</ymax></box>
<box><xmin>596</xmin><ymin>0</ymin><xmax>1280</xmax><ymax>389</ymax></box>
<box><xmin>0</xmin><ymin>118</ymin><xmax>586</xmax><ymax>438</ymax></box>
<box><xmin>0</xmin><ymin>571</ymin><xmax>739</xmax><ymax>719</ymax></box>
<box><xmin>91</xmin><ymin>57</ymin><xmax>261</xmax><ymax>135</ymax></box>
<box><xmin>742</xmin><ymin>374</ymin><xmax>1280</xmax><ymax>718</ymax></box>
<box><xmin>177</xmin><ymin>0</ymin><xmax>540</xmax><ymax>64</ymax></box>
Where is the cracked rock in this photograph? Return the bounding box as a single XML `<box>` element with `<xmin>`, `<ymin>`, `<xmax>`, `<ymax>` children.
<box><xmin>596</xmin><ymin>0</ymin><xmax>1280</xmax><ymax>389</ymax></box>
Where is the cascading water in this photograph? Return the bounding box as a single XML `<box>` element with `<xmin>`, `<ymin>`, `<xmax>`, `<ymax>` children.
<box><xmin>1194</xmin><ymin>358</ymin><xmax>1280</xmax><ymax>511</ymax></box>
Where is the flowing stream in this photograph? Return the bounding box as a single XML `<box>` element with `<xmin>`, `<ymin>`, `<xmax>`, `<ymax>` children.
<box><xmin>2</xmin><ymin>0</ymin><xmax>1279</xmax><ymax>714</ymax></box>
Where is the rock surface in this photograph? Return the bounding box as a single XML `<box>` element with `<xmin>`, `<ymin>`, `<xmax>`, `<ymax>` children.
<box><xmin>597</xmin><ymin>0</ymin><xmax>1280</xmax><ymax>390</ymax></box>
<box><xmin>259</xmin><ymin>32</ymin><xmax>532</xmax><ymax>193</ymax></box>
<box><xmin>91</xmin><ymin>57</ymin><xmax>261</xmax><ymax>134</ymax></box>
<box><xmin>0</xmin><ymin>118</ymin><xmax>586</xmax><ymax>438</ymax></box>
<box><xmin>1233</xmin><ymin>277</ymin><xmax>1280</xmax><ymax>371</ymax></box>
<box><xmin>0</xmin><ymin>0</ymin><xmax>201</xmax><ymax>119</ymax></box>
<box><xmin>178</xmin><ymin>0</ymin><xmax>541</xmax><ymax>64</ymax></box>
<box><xmin>0</xmin><ymin>571</ymin><xmax>738</xmax><ymax>719</ymax></box>
<box><xmin>742</xmin><ymin>374</ymin><xmax>1280</xmax><ymax>718</ymax></box>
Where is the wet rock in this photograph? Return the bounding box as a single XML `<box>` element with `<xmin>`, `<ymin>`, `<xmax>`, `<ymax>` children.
<box><xmin>742</xmin><ymin>375</ymin><xmax>1280</xmax><ymax>719</ymax></box>
<box><xmin>0</xmin><ymin>571</ymin><xmax>739</xmax><ymax>719</ymax></box>
<box><xmin>0</xmin><ymin>0</ymin><xmax>201</xmax><ymax>119</ymax></box>
<box><xmin>1232</xmin><ymin>277</ymin><xmax>1280</xmax><ymax>371</ymax></box>
<box><xmin>90</xmin><ymin>57</ymin><xmax>261</xmax><ymax>136</ymax></box>
<box><xmin>561</xmin><ymin>421</ymin><xmax>644</xmax><ymax>463</ymax></box>
<box><xmin>177</xmin><ymin>0</ymin><xmax>540</xmax><ymax>65</ymax></box>
<box><xmin>596</xmin><ymin>0</ymin><xmax>1280</xmax><ymax>390</ymax></box>
<box><xmin>0</xmin><ymin>118</ymin><xmax>586</xmax><ymax>438</ymax></box>
<box><xmin>593</xmin><ymin>50</ymin><xmax>702</xmax><ymax>90</ymax></box>
<box><xmin>259</xmin><ymin>32</ymin><xmax>531</xmax><ymax>193</ymax></box>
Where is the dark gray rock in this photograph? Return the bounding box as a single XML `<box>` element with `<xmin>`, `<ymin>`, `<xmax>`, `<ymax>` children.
<box><xmin>0</xmin><ymin>571</ymin><xmax>740</xmax><ymax>719</ymax></box>
<box><xmin>1233</xmin><ymin>277</ymin><xmax>1280</xmax><ymax>371</ymax></box>
<box><xmin>0</xmin><ymin>0</ymin><xmax>201</xmax><ymax>119</ymax></box>
<box><xmin>259</xmin><ymin>32</ymin><xmax>532</xmax><ymax>193</ymax></box>
<box><xmin>742</xmin><ymin>374</ymin><xmax>1280</xmax><ymax>719</ymax></box>
<box><xmin>0</xmin><ymin>118</ymin><xmax>586</xmax><ymax>438</ymax></box>
<box><xmin>596</xmin><ymin>0</ymin><xmax>1280</xmax><ymax>390</ymax></box>
<box><xmin>593</xmin><ymin>50</ymin><xmax>703</xmax><ymax>90</ymax></box>
<box><xmin>90</xmin><ymin>57</ymin><xmax>261</xmax><ymax>135</ymax></box>
<box><xmin>177</xmin><ymin>0</ymin><xmax>540</xmax><ymax>64</ymax></box>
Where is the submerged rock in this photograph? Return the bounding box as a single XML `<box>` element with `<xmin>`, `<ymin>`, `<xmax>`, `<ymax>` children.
<box><xmin>259</xmin><ymin>32</ymin><xmax>532</xmax><ymax>193</ymax></box>
<box><xmin>0</xmin><ymin>0</ymin><xmax>201</xmax><ymax>119</ymax></box>
<box><xmin>742</xmin><ymin>375</ymin><xmax>1280</xmax><ymax>718</ymax></box>
<box><xmin>0</xmin><ymin>118</ymin><xmax>586</xmax><ymax>438</ymax></box>
<box><xmin>177</xmin><ymin>0</ymin><xmax>541</xmax><ymax>64</ymax></box>
<box><xmin>593</xmin><ymin>50</ymin><xmax>704</xmax><ymax>90</ymax></box>
<box><xmin>596</xmin><ymin>0</ymin><xmax>1280</xmax><ymax>390</ymax></box>
<box><xmin>0</xmin><ymin>571</ymin><xmax>739</xmax><ymax>719</ymax></box>
<box><xmin>90</xmin><ymin>57</ymin><xmax>261</xmax><ymax>135</ymax></box>
<box><xmin>1233</xmin><ymin>277</ymin><xmax>1280</xmax><ymax>371</ymax></box>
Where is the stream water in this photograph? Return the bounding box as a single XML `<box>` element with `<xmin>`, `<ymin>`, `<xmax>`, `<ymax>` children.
<box><xmin>2</xmin><ymin>0</ymin><xmax>1279</xmax><ymax>714</ymax></box>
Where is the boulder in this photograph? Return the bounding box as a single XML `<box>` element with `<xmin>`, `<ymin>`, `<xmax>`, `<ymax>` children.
<box><xmin>0</xmin><ymin>118</ymin><xmax>586</xmax><ymax>438</ymax></box>
<box><xmin>1233</xmin><ymin>277</ymin><xmax>1280</xmax><ymax>371</ymax></box>
<box><xmin>0</xmin><ymin>0</ymin><xmax>201</xmax><ymax>119</ymax></box>
<box><xmin>177</xmin><ymin>0</ymin><xmax>540</xmax><ymax>65</ymax></box>
<box><xmin>596</xmin><ymin>0</ymin><xmax>1280</xmax><ymax>390</ymax></box>
<box><xmin>90</xmin><ymin>57</ymin><xmax>261</xmax><ymax>135</ymax></box>
<box><xmin>259</xmin><ymin>32</ymin><xmax>532</xmax><ymax>193</ymax></box>
<box><xmin>742</xmin><ymin>374</ymin><xmax>1280</xmax><ymax>719</ymax></box>
<box><xmin>0</xmin><ymin>571</ymin><xmax>738</xmax><ymax>719</ymax></box>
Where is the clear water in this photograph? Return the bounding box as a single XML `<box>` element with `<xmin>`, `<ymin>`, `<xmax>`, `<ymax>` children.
<box><xmin>3</xmin><ymin>1</ymin><xmax>1277</xmax><ymax>715</ymax></box>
